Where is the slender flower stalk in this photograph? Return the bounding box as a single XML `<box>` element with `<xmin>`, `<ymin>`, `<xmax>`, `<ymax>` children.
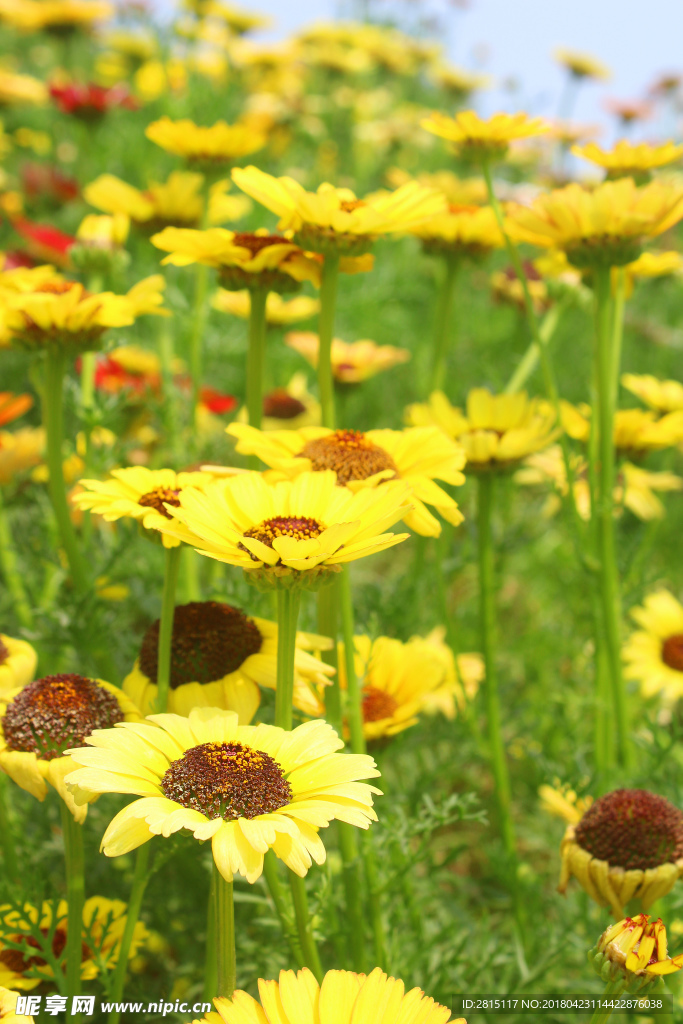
<box><xmin>262</xmin><ymin>852</ymin><xmax>306</xmax><ymax>968</ymax></box>
<box><xmin>157</xmin><ymin>319</ymin><xmax>181</xmax><ymax>463</ymax></box>
<box><xmin>106</xmin><ymin>843</ymin><xmax>151</xmax><ymax>1024</ymax></box>
<box><xmin>60</xmin><ymin>802</ymin><xmax>85</xmax><ymax>1020</ymax></box>
<box><xmin>505</xmin><ymin>296</ymin><xmax>571</xmax><ymax>394</ymax></box>
<box><xmin>155</xmin><ymin>545</ymin><xmax>183</xmax><ymax>713</ymax></box>
<box><xmin>214</xmin><ymin>864</ymin><xmax>236</xmax><ymax>998</ymax></box>
<box><xmin>0</xmin><ymin>488</ymin><xmax>34</xmax><ymax>629</ymax></box>
<box><xmin>593</xmin><ymin>267</ymin><xmax>631</xmax><ymax>769</ymax></box>
<box><xmin>430</xmin><ymin>253</ymin><xmax>460</xmax><ymax>393</ymax></box>
<box><xmin>246</xmin><ymin>287</ymin><xmax>268</xmax><ymax>431</ymax></box>
<box><xmin>203</xmin><ymin>871</ymin><xmax>217</xmax><ymax>1002</ymax></box>
<box><xmin>318</xmin><ymin>254</ymin><xmax>340</xmax><ymax>428</ymax></box>
<box><xmin>0</xmin><ymin>776</ymin><xmax>18</xmax><ymax>882</ymax></box>
<box><xmin>317</xmin><ymin>582</ymin><xmax>340</xmax><ymax>731</ymax></box>
<box><xmin>79</xmin><ymin>273</ymin><xmax>103</xmax><ymax>544</ymax></box>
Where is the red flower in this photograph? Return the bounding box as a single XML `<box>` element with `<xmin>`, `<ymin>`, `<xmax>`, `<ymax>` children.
<box><xmin>22</xmin><ymin>162</ymin><xmax>80</xmax><ymax>206</ymax></box>
<box><xmin>1</xmin><ymin>250</ymin><xmax>36</xmax><ymax>269</ymax></box>
<box><xmin>200</xmin><ymin>387</ymin><xmax>237</xmax><ymax>414</ymax></box>
<box><xmin>49</xmin><ymin>81</ymin><xmax>139</xmax><ymax>119</ymax></box>
<box><xmin>92</xmin><ymin>355</ymin><xmax>160</xmax><ymax>396</ymax></box>
<box><xmin>11</xmin><ymin>217</ymin><xmax>75</xmax><ymax>268</ymax></box>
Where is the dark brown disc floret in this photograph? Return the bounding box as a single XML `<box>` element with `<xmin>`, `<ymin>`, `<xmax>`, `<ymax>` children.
<box><xmin>138</xmin><ymin>601</ymin><xmax>263</xmax><ymax>688</ymax></box>
<box><xmin>361</xmin><ymin>687</ymin><xmax>399</xmax><ymax>723</ymax></box>
<box><xmin>241</xmin><ymin>516</ymin><xmax>325</xmax><ymax>563</ymax></box>
<box><xmin>2</xmin><ymin>675</ymin><xmax>124</xmax><ymax>760</ymax></box>
<box><xmin>299</xmin><ymin>430</ymin><xmax>397</xmax><ymax>486</ymax></box>
<box><xmin>263</xmin><ymin>388</ymin><xmax>306</xmax><ymax>420</ymax></box>
<box><xmin>575</xmin><ymin>788</ymin><xmax>683</xmax><ymax>871</ymax></box>
<box><xmin>0</xmin><ymin>639</ymin><xmax>8</xmax><ymax>666</ymax></box>
<box><xmin>662</xmin><ymin>634</ymin><xmax>683</xmax><ymax>672</ymax></box>
<box><xmin>138</xmin><ymin>486</ymin><xmax>181</xmax><ymax>519</ymax></box>
<box><xmin>232</xmin><ymin>233</ymin><xmax>289</xmax><ymax>256</ymax></box>
<box><xmin>160</xmin><ymin>740</ymin><xmax>292</xmax><ymax>820</ymax></box>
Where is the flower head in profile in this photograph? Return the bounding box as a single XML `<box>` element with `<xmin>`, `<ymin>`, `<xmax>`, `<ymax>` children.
<box><xmin>214</xmin><ymin>290</ymin><xmax>320</xmax><ymax>326</ymax></box>
<box><xmin>150</xmin><ymin>471</ymin><xmax>412</xmax><ymax>591</ymax></box>
<box><xmin>229</xmin><ymin>374</ymin><xmax>320</xmax><ymax>432</ymax></box>
<box><xmin>554</xmin><ymin>48</ymin><xmax>610</xmax><ymax>81</ymax></box>
<box><xmin>73</xmin><ymin>467</ymin><xmax>213</xmax><ymax>547</ymax></box>
<box><xmin>506</xmin><ymin>179</ymin><xmax>683</xmax><ymax>268</ymax></box>
<box><xmin>227</xmin><ymin>424</ymin><xmax>465</xmax><ymax>537</ymax></box>
<box><xmin>0</xmin><ymin>636</ymin><xmax>36</xmax><ymax>693</ymax></box>
<box><xmin>231</xmin><ymin>167</ymin><xmax>446</xmax><ymax>256</ymax></box>
<box><xmin>421</xmin><ymin>110</ymin><xmax>550</xmax><ymax>162</ymax></box>
<box><xmin>4</xmin><ymin>0</ymin><xmax>112</xmax><ymax>33</ymax></box>
<box><xmin>572</xmin><ymin>140</ymin><xmax>683</xmax><ymax>180</ymax></box>
<box><xmin>561</xmin><ymin>401</ymin><xmax>683</xmax><ymax>458</ymax></box>
<box><xmin>145</xmin><ymin>117</ymin><xmax>265</xmax><ymax>169</ymax></box>
<box><xmin>49</xmin><ymin>81</ymin><xmax>137</xmax><ymax>120</ymax></box>
<box><xmin>406</xmin><ymin>389</ymin><xmax>557</xmax><ymax>471</ymax></box>
<box><xmin>285</xmin><ymin>331</ymin><xmax>410</xmax><ymax>384</ymax></box>
<box><xmin>559</xmin><ymin>788</ymin><xmax>683</xmax><ymax>917</ymax></box>
<box><xmin>204</xmin><ymin>966</ymin><xmax>460</xmax><ymax>1024</ymax></box>
<box><xmin>414</xmin><ymin>203</ymin><xmax>504</xmax><ymax>259</ymax></box>
<box><xmin>123</xmin><ymin>600</ymin><xmax>334</xmax><ymax>718</ymax></box>
<box><xmin>621</xmin><ymin>373</ymin><xmax>683</xmax><ymax>415</ymax></box>
<box><xmin>151</xmin><ymin>227</ymin><xmax>321</xmax><ymax>293</ymax></box>
<box><xmin>591</xmin><ymin>915</ymin><xmax>683</xmax><ymax>988</ymax></box>
<box><xmin>0</xmin><ymin>897</ymin><xmax>150</xmax><ymax>990</ymax></box>
<box><xmin>66</xmin><ymin>708</ymin><xmax>380</xmax><ymax>883</ymax></box>
<box><xmin>623</xmin><ymin>591</ymin><xmax>683</xmax><ymax>704</ymax></box>
<box><xmin>0</xmin><ymin>674</ymin><xmax>139</xmax><ymax>821</ymax></box>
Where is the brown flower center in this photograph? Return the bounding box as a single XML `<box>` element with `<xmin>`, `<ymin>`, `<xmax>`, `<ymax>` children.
<box><xmin>138</xmin><ymin>486</ymin><xmax>181</xmax><ymax>519</ymax></box>
<box><xmin>662</xmin><ymin>634</ymin><xmax>683</xmax><ymax>672</ymax></box>
<box><xmin>3</xmin><ymin>675</ymin><xmax>124</xmax><ymax>760</ymax></box>
<box><xmin>263</xmin><ymin>388</ymin><xmax>306</xmax><ymax>420</ymax></box>
<box><xmin>0</xmin><ymin>639</ymin><xmax>8</xmax><ymax>666</ymax></box>
<box><xmin>0</xmin><ymin>927</ymin><xmax>90</xmax><ymax>974</ymax></box>
<box><xmin>138</xmin><ymin>601</ymin><xmax>263</xmax><ymax>688</ymax></box>
<box><xmin>299</xmin><ymin>430</ymin><xmax>397</xmax><ymax>486</ymax></box>
<box><xmin>160</xmin><ymin>740</ymin><xmax>292</xmax><ymax>820</ymax></box>
<box><xmin>575</xmin><ymin>788</ymin><xmax>683</xmax><ymax>871</ymax></box>
<box><xmin>232</xmin><ymin>233</ymin><xmax>288</xmax><ymax>256</ymax></box>
<box><xmin>361</xmin><ymin>686</ymin><xmax>399</xmax><ymax>723</ymax></box>
<box><xmin>242</xmin><ymin>515</ymin><xmax>324</xmax><ymax>561</ymax></box>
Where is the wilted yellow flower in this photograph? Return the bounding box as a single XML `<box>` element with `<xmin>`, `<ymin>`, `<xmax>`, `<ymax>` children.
<box><xmin>227</xmin><ymin>423</ymin><xmax>465</xmax><ymax>537</ymax></box>
<box><xmin>0</xmin><ymin>636</ymin><xmax>36</xmax><ymax>693</ymax></box>
<box><xmin>594</xmin><ymin>914</ymin><xmax>683</xmax><ymax>982</ymax></box>
<box><xmin>506</xmin><ymin>178</ymin><xmax>683</xmax><ymax>267</ymax></box>
<box><xmin>554</xmin><ymin>48</ymin><xmax>610</xmax><ymax>80</ymax></box>
<box><xmin>146</xmin><ymin>116</ymin><xmax>265</xmax><ymax>167</ymax></box>
<box><xmin>623</xmin><ymin>590</ymin><xmax>683</xmax><ymax>703</ymax></box>
<box><xmin>407</xmin><ymin>389</ymin><xmax>557</xmax><ymax>470</ymax></box>
<box><xmin>0</xmin><ymin>70</ymin><xmax>46</xmax><ymax>106</ymax></box>
<box><xmin>622</xmin><ymin>373</ymin><xmax>683</xmax><ymax>414</ymax></box>
<box><xmin>285</xmin><ymin>331</ymin><xmax>410</xmax><ymax>383</ymax></box>
<box><xmin>559</xmin><ymin>788</ymin><xmax>683</xmax><ymax>917</ymax></box>
<box><xmin>414</xmin><ymin>203</ymin><xmax>504</xmax><ymax>258</ymax></box>
<box><xmin>213</xmin><ymin>289</ymin><xmax>319</xmax><ymax>325</ymax></box>
<box><xmin>421</xmin><ymin>110</ymin><xmax>550</xmax><ymax>162</ymax></box>
<box><xmin>573</xmin><ymin>140</ymin><xmax>683</xmax><ymax>178</ymax></box>
<box><xmin>231</xmin><ymin>167</ymin><xmax>446</xmax><ymax>255</ymax></box>
<box><xmin>151</xmin><ymin>227</ymin><xmax>321</xmax><ymax>292</ymax></box>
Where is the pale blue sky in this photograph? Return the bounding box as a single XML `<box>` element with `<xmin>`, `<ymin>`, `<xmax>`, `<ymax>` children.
<box><xmin>223</xmin><ymin>0</ymin><xmax>683</xmax><ymax>140</ymax></box>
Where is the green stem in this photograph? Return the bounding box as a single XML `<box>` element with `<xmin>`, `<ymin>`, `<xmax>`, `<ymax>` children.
<box><xmin>593</xmin><ymin>267</ymin><xmax>630</xmax><ymax>769</ymax></box>
<box><xmin>0</xmin><ymin>487</ymin><xmax>33</xmax><ymax>629</ymax></box>
<box><xmin>246</xmin><ymin>287</ymin><xmax>268</xmax><ymax>430</ymax></box>
<box><xmin>362</xmin><ymin>830</ymin><xmax>386</xmax><ymax>970</ymax></box>
<box><xmin>588</xmin><ymin>980</ymin><xmax>624</xmax><ymax>1024</ymax></box>
<box><xmin>318</xmin><ymin>253</ymin><xmax>340</xmax><ymax>428</ymax></box>
<box><xmin>339</xmin><ymin>566</ymin><xmax>364</xmax><ymax>754</ymax></box>
<box><xmin>274</xmin><ymin>588</ymin><xmax>301</xmax><ymax>731</ymax></box>
<box><xmin>262</xmin><ymin>852</ymin><xmax>306</xmax><ymax>968</ymax></box>
<box><xmin>477</xmin><ymin>475</ymin><xmax>518</xmax><ymax>873</ymax></box>
<box><xmin>504</xmin><ymin>298</ymin><xmax>568</xmax><ymax>394</ymax></box>
<box><xmin>203</xmin><ymin>870</ymin><xmax>217</xmax><ymax>1002</ymax></box>
<box><xmin>289</xmin><ymin>873</ymin><xmax>323</xmax><ymax>982</ymax></box>
<box><xmin>0</xmin><ymin>776</ymin><xmax>18</xmax><ymax>882</ymax></box>
<box><xmin>430</xmin><ymin>254</ymin><xmax>460</xmax><ymax>393</ymax></box>
<box><xmin>155</xmin><ymin>545</ymin><xmax>182</xmax><ymax>714</ymax></box>
<box><xmin>317</xmin><ymin>582</ymin><xmax>340</xmax><ymax>734</ymax></box>
<box><xmin>214</xmin><ymin>865</ymin><xmax>236</xmax><ymax>999</ymax></box>
<box><xmin>158</xmin><ymin>319</ymin><xmax>181</xmax><ymax>464</ymax></box>
<box><xmin>60</xmin><ymin>803</ymin><xmax>84</xmax><ymax>1019</ymax></box>
<box><xmin>338</xmin><ymin>822</ymin><xmax>366</xmax><ymax>971</ymax></box>
<box><xmin>43</xmin><ymin>348</ymin><xmax>90</xmax><ymax>593</ymax></box>
<box><xmin>106</xmin><ymin>843</ymin><xmax>152</xmax><ymax>1024</ymax></box>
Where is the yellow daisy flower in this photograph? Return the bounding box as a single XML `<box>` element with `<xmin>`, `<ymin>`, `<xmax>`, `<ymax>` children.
<box><xmin>226</xmin><ymin>424</ymin><xmax>465</xmax><ymax>537</ymax></box>
<box><xmin>572</xmin><ymin>140</ymin><xmax>683</xmax><ymax>178</ymax></box>
<box><xmin>66</xmin><ymin>708</ymin><xmax>380</xmax><ymax>883</ymax></box>
<box><xmin>148</xmin><ymin>470</ymin><xmax>412</xmax><ymax>589</ymax></box>
<box><xmin>386</xmin><ymin>167</ymin><xmax>489</xmax><ymax>206</ymax></box>
<box><xmin>491</xmin><ymin>265</ymin><xmax>549</xmax><ymax>314</ymax></box>
<box><xmin>213</xmin><ymin>289</ymin><xmax>319</xmax><ymax>325</ymax></box>
<box><xmin>0</xmin><ymin>427</ymin><xmax>44</xmax><ymax>483</ymax></box>
<box><xmin>414</xmin><ymin>202</ymin><xmax>504</xmax><ymax>258</ymax></box>
<box><xmin>196</xmin><ymin>0</ymin><xmax>270</xmax><ymax>34</ymax></box>
<box><xmin>619</xmin><ymin>250</ymin><xmax>683</xmax><ymax>297</ymax></box>
<box><xmin>10</xmin><ymin>0</ymin><xmax>112</xmax><ymax>31</ymax></box>
<box><xmin>151</xmin><ymin>227</ymin><xmax>321</xmax><ymax>292</ymax></box>
<box><xmin>406</xmin><ymin>389</ymin><xmax>557</xmax><ymax>470</ymax></box>
<box><xmin>558</xmin><ymin>788</ymin><xmax>683</xmax><ymax>917</ymax></box>
<box><xmin>145</xmin><ymin>117</ymin><xmax>265</xmax><ymax>168</ymax></box>
<box><xmin>284</xmin><ymin>331</ymin><xmax>410</xmax><ymax>384</ymax></box>
<box><xmin>415</xmin><ymin>627</ymin><xmax>483</xmax><ymax>720</ymax></box>
<box><xmin>123</xmin><ymin>600</ymin><xmax>334</xmax><ymax>717</ymax></box>
<box><xmin>561</xmin><ymin>401</ymin><xmax>683</xmax><ymax>457</ymax></box>
<box><xmin>594</xmin><ymin>914</ymin><xmax>683</xmax><ymax>980</ymax></box>
<box><xmin>0</xmin><ymin>636</ymin><xmax>36</xmax><ymax>692</ymax></box>
<box><xmin>554</xmin><ymin>48</ymin><xmax>610</xmax><ymax>81</ymax></box>
<box><xmin>430</xmin><ymin>62</ymin><xmax>489</xmax><ymax>99</ymax></box>
<box><xmin>506</xmin><ymin>178</ymin><xmax>683</xmax><ymax>268</ymax></box>
<box><xmin>420</xmin><ymin>110</ymin><xmax>550</xmax><ymax>162</ymax></box>
<box><xmin>231</xmin><ymin>166</ymin><xmax>446</xmax><ymax>255</ymax></box>
<box><xmin>623</xmin><ymin>590</ymin><xmax>683</xmax><ymax>703</ymax></box>
<box><xmin>622</xmin><ymin>373</ymin><xmax>683</xmax><ymax>414</ymax></box>
<box><xmin>0</xmin><ymin>70</ymin><xmax>46</xmax><ymax>106</ymax></box>
<box><xmin>0</xmin><ymin>674</ymin><xmax>139</xmax><ymax>822</ymax></box>
<box><xmin>205</xmin><ymin>966</ymin><xmax>460</xmax><ymax>1024</ymax></box>
<box><xmin>73</xmin><ymin>467</ymin><xmax>213</xmax><ymax>548</ymax></box>
<box><xmin>0</xmin><ymin>896</ymin><xmax>150</xmax><ymax>990</ymax></box>
<box><xmin>0</xmin><ymin>988</ymin><xmax>31</xmax><ymax>1023</ymax></box>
